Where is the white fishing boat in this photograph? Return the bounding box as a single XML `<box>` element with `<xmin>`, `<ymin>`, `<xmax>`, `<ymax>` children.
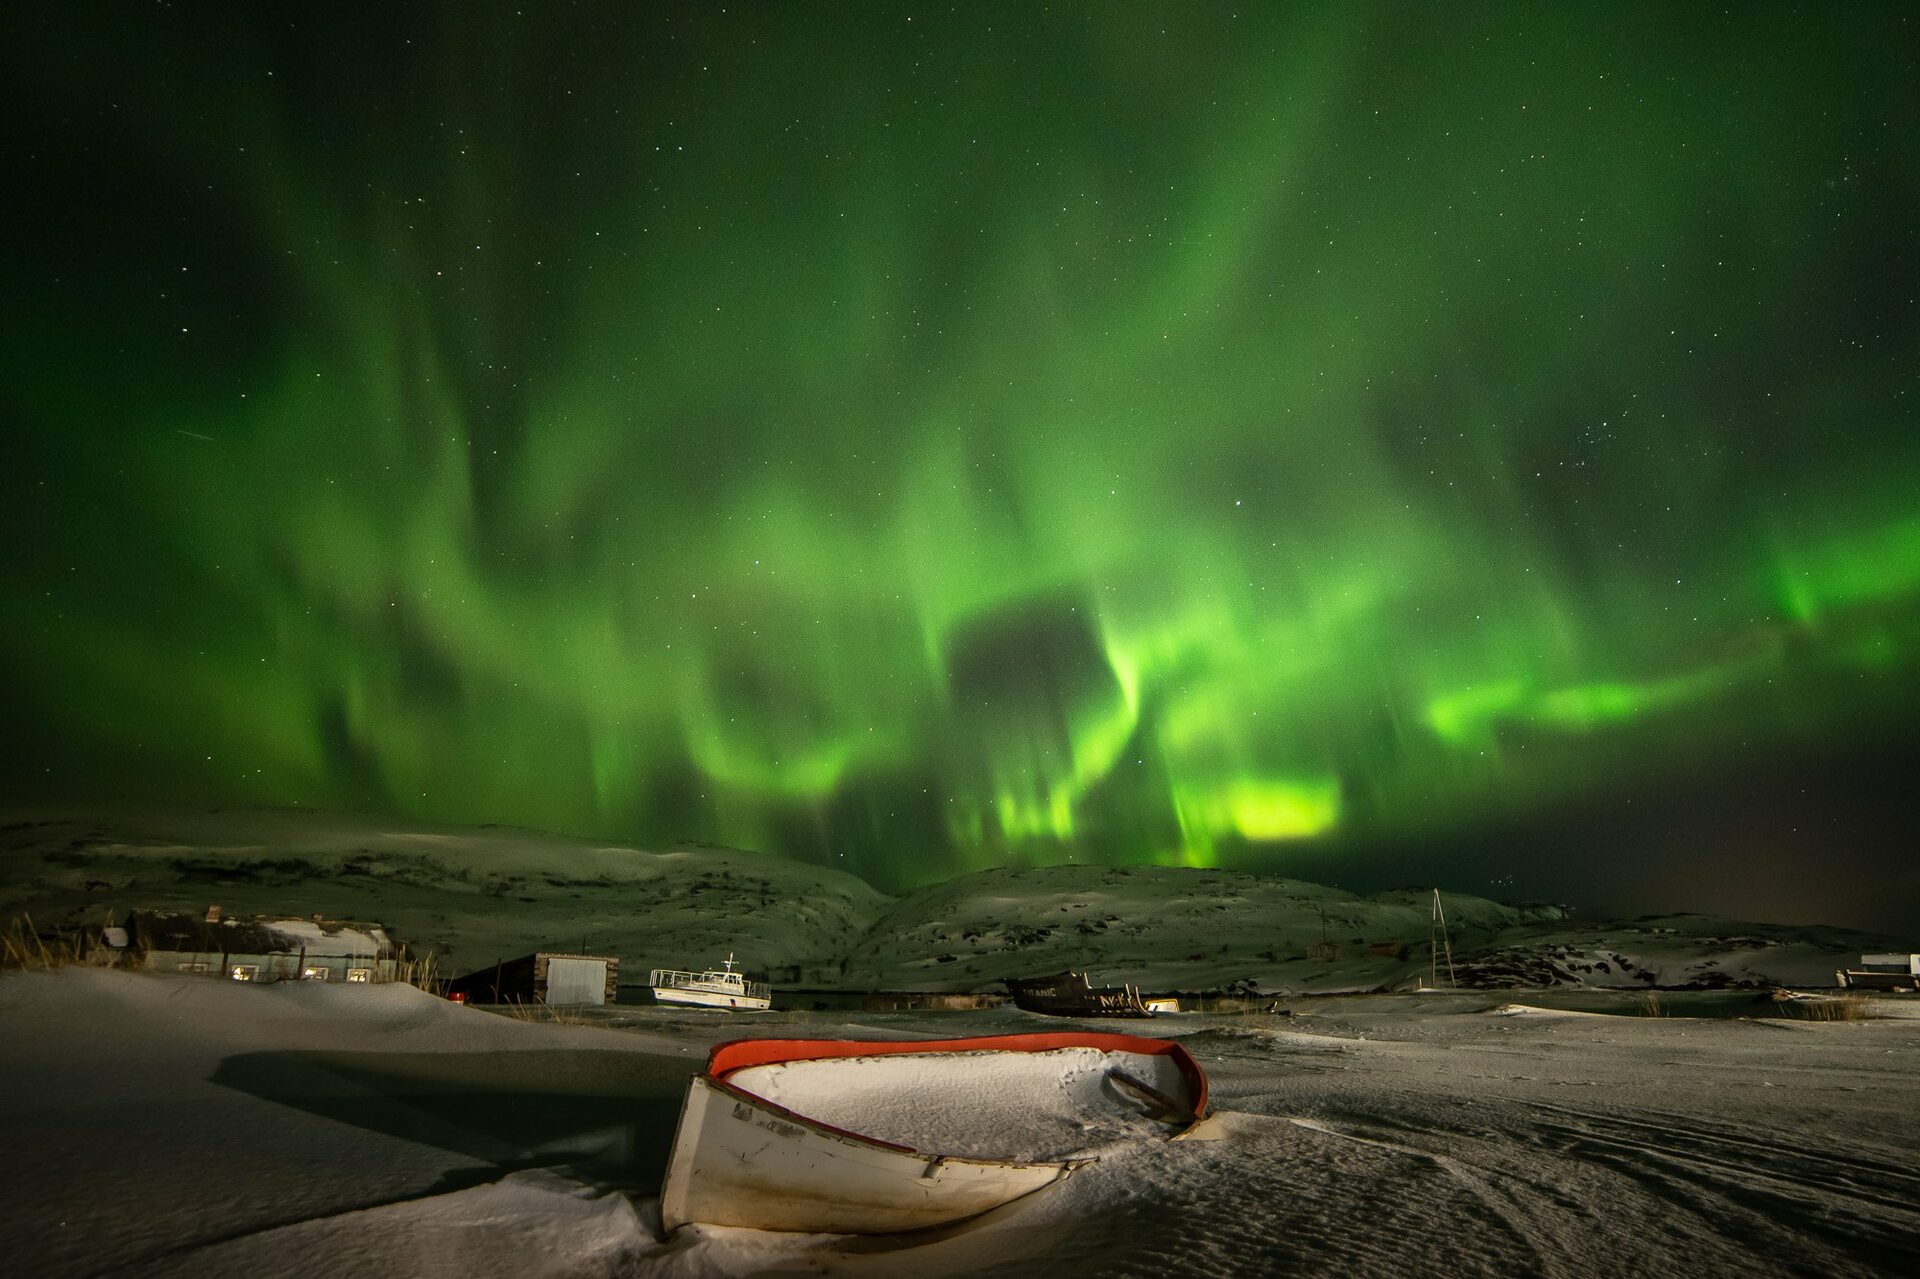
<box><xmin>648</xmin><ymin>953</ymin><xmax>771</xmax><ymax>1010</ymax></box>
<box><xmin>1835</xmin><ymin>953</ymin><xmax>1919</xmax><ymax>992</ymax></box>
<box><xmin>660</xmin><ymin>1030</ymin><xmax>1214</xmax><ymax>1234</ymax></box>
<box><xmin>1773</xmin><ymin>988</ymin><xmax>1920</xmax><ymax>1019</ymax></box>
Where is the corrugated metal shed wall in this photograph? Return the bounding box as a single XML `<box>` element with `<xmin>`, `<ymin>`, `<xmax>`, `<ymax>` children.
<box><xmin>543</xmin><ymin>956</ymin><xmax>609</xmax><ymax>1006</ymax></box>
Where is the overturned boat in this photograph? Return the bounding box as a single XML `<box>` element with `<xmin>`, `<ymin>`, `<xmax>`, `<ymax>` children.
<box><xmin>1004</xmin><ymin>969</ymin><xmax>1155</xmax><ymax>1018</ymax></box>
<box><xmin>660</xmin><ymin>1031</ymin><xmax>1211</xmax><ymax>1234</ymax></box>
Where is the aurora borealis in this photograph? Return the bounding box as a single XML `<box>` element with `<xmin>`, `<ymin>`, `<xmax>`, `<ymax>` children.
<box><xmin>3</xmin><ymin>4</ymin><xmax>1917</xmax><ymax>922</ymax></box>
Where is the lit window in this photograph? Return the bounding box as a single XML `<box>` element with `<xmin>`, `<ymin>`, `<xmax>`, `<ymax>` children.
<box><xmin>230</xmin><ymin>965</ymin><xmax>259</xmax><ymax>982</ymax></box>
<box><xmin>301</xmin><ymin>966</ymin><xmax>329</xmax><ymax>981</ymax></box>
<box><xmin>346</xmin><ymin>968</ymin><xmax>373</xmax><ymax>983</ymax></box>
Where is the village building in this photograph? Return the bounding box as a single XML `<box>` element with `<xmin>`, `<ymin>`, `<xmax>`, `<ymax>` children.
<box><xmin>119</xmin><ymin>906</ymin><xmax>402</xmax><ymax>983</ymax></box>
<box><xmin>445</xmin><ymin>951</ymin><xmax>620</xmax><ymax>1006</ymax></box>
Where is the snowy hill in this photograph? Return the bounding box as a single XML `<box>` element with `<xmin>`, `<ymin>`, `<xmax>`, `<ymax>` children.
<box><xmin>0</xmin><ymin>810</ymin><xmax>888</xmax><ymax>977</ymax></box>
<box><xmin>836</xmin><ymin>864</ymin><xmax>1885</xmax><ymax>995</ymax></box>
<box><xmin>0</xmin><ymin>810</ymin><xmax>1888</xmax><ymax>993</ymax></box>
<box><xmin>1442</xmin><ymin>913</ymin><xmax>1882</xmax><ymax>991</ymax></box>
<box><xmin>837</xmin><ymin>864</ymin><xmax>1567</xmax><ymax>993</ymax></box>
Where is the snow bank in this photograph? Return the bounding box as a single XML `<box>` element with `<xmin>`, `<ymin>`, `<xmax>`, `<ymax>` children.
<box><xmin>0</xmin><ymin>968</ymin><xmax>693</xmax><ymax>1276</ymax></box>
<box><xmin>148</xmin><ymin>1170</ymin><xmax>647</xmax><ymax>1279</ymax></box>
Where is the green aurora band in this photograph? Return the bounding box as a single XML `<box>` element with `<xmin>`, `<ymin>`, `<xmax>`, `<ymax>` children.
<box><xmin>3</xmin><ymin>4</ymin><xmax>1917</xmax><ymax>888</ymax></box>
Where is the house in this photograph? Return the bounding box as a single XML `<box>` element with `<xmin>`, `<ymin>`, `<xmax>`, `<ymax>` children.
<box><xmin>121</xmin><ymin>907</ymin><xmax>402</xmax><ymax>984</ymax></box>
<box><xmin>444</xmin><ymin>952</ymin><xmax>620</xmax><ymax>1007</ymax></box>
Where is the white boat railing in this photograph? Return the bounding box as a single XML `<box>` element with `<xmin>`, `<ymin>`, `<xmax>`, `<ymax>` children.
<box><xmin>651</xmin><ymin>967</ymin><xmax>771</xmax><ymax>1000</ymax></box>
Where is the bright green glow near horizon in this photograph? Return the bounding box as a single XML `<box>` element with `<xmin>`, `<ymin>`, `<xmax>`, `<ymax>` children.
<box><xmin>1173</xmin><ymin>778</ymin><xmax>1344</xmax><ymax>867</ymax></box>
<box><xmin>2</xmin><ymin>5</ymin><xmax>1916</xmax><ymax>887</ymax></box>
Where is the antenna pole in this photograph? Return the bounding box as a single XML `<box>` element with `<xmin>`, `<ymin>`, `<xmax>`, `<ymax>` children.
<box><xmin>1432</xmin><ymin>889</ymin><xmax>1457</xmax><ymax>987</ymax></box>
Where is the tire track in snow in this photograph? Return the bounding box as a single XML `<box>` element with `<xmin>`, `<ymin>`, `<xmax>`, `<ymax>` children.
<box><xmin>1042</xmin><ymin>1110</ymin><xmax>1562</xmax><ymax>1278</ymax></box>
<box><xmin>1523</xmin><ymin>1100</ymin><xmax>1920</xmax><ymax>1211</ymax></box>
<box><xmin>1514</xmin><ymin>1101</ymin><xmax>1920</xmax><ymax>1269</ymax></box>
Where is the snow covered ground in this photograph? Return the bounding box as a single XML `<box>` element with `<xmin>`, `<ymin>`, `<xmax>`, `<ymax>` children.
<box><xmin>2</xmin><ymin>968</ymin><xmax>1915</xmax><ymax>1277</ymax></box>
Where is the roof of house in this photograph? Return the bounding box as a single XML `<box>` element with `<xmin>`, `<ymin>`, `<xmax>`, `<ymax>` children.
<box><xmin>127</xmin><ymin>911</ymin><xmax>393</xmax><ymax>956</ymax></box>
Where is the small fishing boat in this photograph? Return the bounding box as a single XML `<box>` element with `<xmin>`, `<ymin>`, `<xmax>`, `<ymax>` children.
<box><xmin>1003</xmin><ymin>970</ymin><xmax>1154</xmax><ymax>1017</ymax></box>
<box><xmin>660</xmin><ymin>1031</ymin><xmax>1213</xmax><ymax>1234</ymax></box>
<box><xmin>1772</xmin><ymin>988</ymin><xmax>1920</xmax><ymax>1019</ymax></box>
<box><xmin>648</xmin><ymin>953</ymin><xmax>771</xmax><ymax>1010</ymax></box>
<box><xmin>1834</xmin><ymin>953</ymin><xmax>1919</xmax><ymax>992</ymax></box>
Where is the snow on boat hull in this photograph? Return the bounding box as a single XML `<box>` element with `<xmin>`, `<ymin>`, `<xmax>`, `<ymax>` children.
<box><xmin>660</xmin><ymin>1031</ymin><xmax>1209</xmax><ymax>1235</ymax></box>
<box><xmin>660</xmin><ymin>1073</ymin><xmax>1081</xmax><ymax>1233</ymax></box>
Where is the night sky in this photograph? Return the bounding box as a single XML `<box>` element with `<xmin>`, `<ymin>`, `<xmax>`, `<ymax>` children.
<box><xmin>3</xmin><ymin>4</ymin><xmax>1917</xmax><ymax>929</ymax></box>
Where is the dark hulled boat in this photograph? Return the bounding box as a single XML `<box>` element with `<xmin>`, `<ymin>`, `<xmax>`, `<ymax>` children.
<box><xmin>1004</xmin><ymin>970</ymin><xmax>1154</xmax><ymax>1018</ymax></box>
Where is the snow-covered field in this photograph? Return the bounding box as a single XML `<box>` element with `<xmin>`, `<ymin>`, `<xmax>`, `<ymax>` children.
<box><xmin>2</xmin><ymin>968</ymin><xmax>1915</xmax><ymax>1277</ymax></box>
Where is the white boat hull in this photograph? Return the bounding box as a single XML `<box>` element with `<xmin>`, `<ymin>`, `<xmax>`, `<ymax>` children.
<box><xmin>1779</xmin><ymin>990</ymin><xmax>1920</xmax><ymax>1020</ymax></box>
<box><xmin>652</xmin><ymin>985</ymin><xmax>771</xmax><ymax>1011</ymax></box>
<box><xmin>660</xmin><ymin>1074</ymin><xmax>1080</xmax><ymax>1233</ymax></box>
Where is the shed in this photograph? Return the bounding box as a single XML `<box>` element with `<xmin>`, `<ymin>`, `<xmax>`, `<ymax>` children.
<box><xmin>125</xmin><ymin>909</ymin><xmax>400</xmax><ymax>983</ymax></box>
<box><xmin>445</xmin><ymin>952</ymin><xmax>620</xmax><ymax>1007</ymax></box>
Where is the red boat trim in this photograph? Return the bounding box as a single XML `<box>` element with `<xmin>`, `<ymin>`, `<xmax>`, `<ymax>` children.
<box><xmin>707</xmin><ymin>1031</ymin><xmax>1209</xmax><ymax>1120</ymax></box>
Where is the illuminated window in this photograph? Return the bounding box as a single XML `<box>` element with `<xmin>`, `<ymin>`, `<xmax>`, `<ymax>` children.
<box><xmin>230</xmin><ymin>964</ymin><xmax>259</xmax><ymax>982</ymax></box>
<box><xmin>302</xmin><ymin>966</ymin><xmax>329</xmax><ymax>981</ymax></box>
<box><xmin>346</xmin><ymin>968</ymin><xmax>373</xmax><ymax>983</ymax></box>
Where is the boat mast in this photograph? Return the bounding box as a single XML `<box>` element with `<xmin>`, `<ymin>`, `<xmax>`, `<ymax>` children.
<box><xmin>1430</xmin><ymin>889</ymin><xmax>1457</xmax><ymax>988</ymax></box>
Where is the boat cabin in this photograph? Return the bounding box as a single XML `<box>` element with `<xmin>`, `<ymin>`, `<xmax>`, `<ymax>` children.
<box><xmin>650</xmin><ymin>953</ymin><xmax>772</xmax><ymax>1009</ymax></box>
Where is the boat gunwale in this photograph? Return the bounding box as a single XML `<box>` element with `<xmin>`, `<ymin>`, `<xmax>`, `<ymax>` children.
<box><xmin>706</xmin><ymin>1030</ymin><xmax>1210</xmax><ymax>1127</ymax></box>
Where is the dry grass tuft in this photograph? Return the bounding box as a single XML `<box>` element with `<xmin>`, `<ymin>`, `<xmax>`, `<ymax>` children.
<box><xmin>1637</xmin><ymin>990</ymin><xmax>1669</xmax><ymax>1017</ymax></box>
<box><xmin>495</xmin><ymin>997</ymin><xmax>591</xmax><ymax>1026</ymax></box>
<box><xmin>397</xmin><ymin>950</ymin><xmax>440</xmax><ymax>993</ymax></box>
<box><xmin>0</xmin><ymin>915</ymin><xmax>100</xmax><ymax>973</ymax></box>
<box><xmin>1789</xmin><ymin>993</ymin><xmax>1870</xmax><ymax>1022</ymax></box>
